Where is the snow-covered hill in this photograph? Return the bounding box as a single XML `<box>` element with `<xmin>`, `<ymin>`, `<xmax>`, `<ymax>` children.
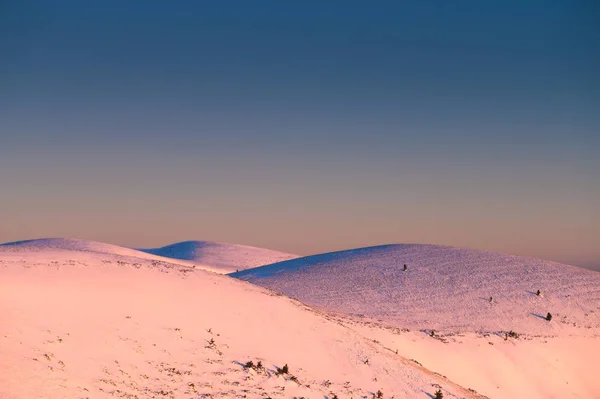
<box><xmin>2</xmin><ymin>240</ymin><xmax>599</xmax><ymax>398</ymax></box>
<box><xmin>0</xmin><ymin>238</ymin><xmax>297</xmax><ymax>274</ymax></box>
<box><xmin>0</xmin><ymin>238</ymin><xmax>199</xmax><ymax>269</ymax></box>
<box><xmin>231</xmin><ymin>244</ymin><xmax>600</xmax><ymax>334</ymax></box>
<box><xmin>138</xmin><ymin>240</ymin><xmax>298</xmax><ymax>273</ymax></box>
<box><xmin>231</xmin><ymin>244</ymin><xmax>600</xmax><ymax>398</ymax></box>
<box><xmin>0</xmin><ymin>238</ymin><xmax>156</xmax><ymax>259</ymax></box>
<box><xmin>0</xmin><ymin>245</ymin><xmax>473</xmax><ymax>399</ymax></box>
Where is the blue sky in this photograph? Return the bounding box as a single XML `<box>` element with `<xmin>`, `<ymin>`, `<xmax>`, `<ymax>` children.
<box><xmin>1</xmin><ymin>1</ymin><xmax>599</xmax><ymax>269</ymax></box>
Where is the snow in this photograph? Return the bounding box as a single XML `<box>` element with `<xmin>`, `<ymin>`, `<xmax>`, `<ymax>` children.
<box><xmin>138</xmin><ymin>240</ymin><xmax>298</xmax><ymax>273</ymax></box>
<box><xmin>231</xmin><ymin>244</ymin><xmax>600</xmax><ymax>334</ymax></box>
<box><xmin>0</xmin><ymin>244</ymin><xmax>474</xmax><ymax>399</ymax></box>
<box><xmin>1</xmin><ymin>238</ymin><xmax>161</xmax><ymax>259</ymax></box>
<box><xmin>2</xmin><ymin>240</ymin><xmax>599</xmax><ymax>398</ymax></box>
<box><xmin>1</xmin><ymin>238</ymin><xmax>297</xmax><ymax>274</ymax></box>
<box><xmin>231</xmin><ymin>244</ymin><xmax>600</xmax><ymax>398</ymax></box>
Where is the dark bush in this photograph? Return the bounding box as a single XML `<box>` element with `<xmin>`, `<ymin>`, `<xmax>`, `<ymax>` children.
<box><xmin>276</xmin><ymin>364</ymin><xmax>289</xmax><ymax>375</ymax></box>
<box><xmin>506</xmin><ymin>330</ymin><xmax>519</xmax><ymax>339</ymax></box>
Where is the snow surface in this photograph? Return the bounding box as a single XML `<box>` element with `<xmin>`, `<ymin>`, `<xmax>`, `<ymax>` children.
<box><xmin>0</xmin><ymin>238</ymin><xmax>160</xmax><ymax>259</ymax></box>
<box><xmin>138</xmin><ymin>240</ymin><xmax>298</xmax><ymax>273</ymax></box>
<box><xmin>0</xmin><ymin>238</ymin><xmax>297</xmax><ymax>274</ymax></box>
<box><xmin>2</xmin><ymin>240</ymin><xmax>599</xmax><ymax>398</ymax></box>
<box><xmin>0</xmin><ymin>244</ymin><xmax>474</xmax><ymax>399</ymax></box>
<box><xmin>231</xmin><ymin>244</ymin><xmax>600</xmax><ymax>334</ymax></box>
<box><xmin>231</xmin><ymin>244</ymin><xmax>600</xmax><ymax>398</ymax></box>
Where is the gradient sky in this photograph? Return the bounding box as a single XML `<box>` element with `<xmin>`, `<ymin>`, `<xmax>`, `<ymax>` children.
<box><xmin>1</xmin><ymin>1</ymin><xmax>599</xmax><ymax>269</ymax></box>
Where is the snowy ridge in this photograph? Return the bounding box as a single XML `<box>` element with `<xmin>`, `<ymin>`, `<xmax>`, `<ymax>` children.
<box><xmin>231</xmin><ymin>244</ymin><xmax>600</xmax><ymax>334</ymax></box>
<box><xmin>0</xmin><ymin>245</ymin><xmax>474</xmax><ymax>399</ymax></box>
<box><xmin>0</xmin><ymin>238</ymin><xmax>153</xmax><ymax>257</ymax></box>
<box><xmin>1</xmin><ymin>240</ymin><xmax>599</xmax><ymax>398</ymax></box>
<box><xmin>138</xmin><ymin>240</ymin><xmax>298</xmax><ymax>273</ymax></box>
<box><xmin>0</xmin><ymin>238</ymin><xmax>297</xmax><ymax>274</ymax></box>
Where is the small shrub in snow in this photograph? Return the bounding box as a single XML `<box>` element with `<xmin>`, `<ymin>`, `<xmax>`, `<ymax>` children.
<box><xmin>546</xmin><ymin>312</ymin><xmax>552</xmax><ymax>321</ymax></box>
<box><xmin>244</xmin><ymin>360</ymin><xmax>264</xmax><ymax>372</ymax></box>
<box><xmin>403</xmin><ymin>264</ymin><xmax>407</xmax><ymax>271</ymax></box>
<box><xmin>276</xmin><ymin>364</ymin><xmax>289</xmax><ymax>375</ymax></box>
<box><xmin>505</xmin><ymin>330</ymin><xmax>519</xmax><ymax>339</ymax></box>
<box><xmin>434</xmin><ymin>389</ymin><xmax>443</xmax><ymax>399</ymax></box>
<box><xmin>430</xmin><ymin>330</ymin><xmax>435</xmax><ymax>337</ymax></box>
<box><xmin>376</xmin><ymin>389</ymin><xmax>383</xmax><ymax>398</ymax></box>
<box><xmin>536</xmin><ymin>289</ymin><xmax>541</xmax><ymax>296</ymax></box>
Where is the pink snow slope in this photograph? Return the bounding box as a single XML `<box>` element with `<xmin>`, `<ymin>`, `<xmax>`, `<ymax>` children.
<box><xmin>0</xmin><ymin>245</ymin><xmax>477</xmax><ymax>399</ymax></box>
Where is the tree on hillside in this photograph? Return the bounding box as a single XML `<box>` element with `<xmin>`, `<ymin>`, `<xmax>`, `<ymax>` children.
<box><xmin>546</xmin><ymin>312</ymin><xmax>552</xmax><ymax>321</ymax></box>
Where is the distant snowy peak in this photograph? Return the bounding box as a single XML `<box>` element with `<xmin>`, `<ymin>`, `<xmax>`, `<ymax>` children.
<box><xmin>0</xmin><ymin>238</ymin><xmax>150</xmax><ymax>258</ymax></box>
<box><xmin>0</xmin><ymin>242</ymin><xmax>475</xmax><ymax>399</ymax></box>
<box><xmin>231</xmin><ymin>244</ymin><xmax>600</xmax><ymax>333</ymax></box>
<box><xmin>230</xmin><ymin>243</ymin><xmax>590</xmax><ymax>278</ymax></box>
<box><xmin>0</xmin><ymin>238</ymin><xmax>298</xmax><ymax>274</ymax></box>
<box><xmin>139</xmin><ymin>240</ymin><xmax>298</xmax><ymax>273</ymax></box>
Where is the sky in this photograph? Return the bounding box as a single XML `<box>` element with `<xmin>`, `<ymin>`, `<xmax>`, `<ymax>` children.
<box><xmin>1</xmin><ymin>1</ymin><xmax>599</xmax><ymax>270</ymax></box>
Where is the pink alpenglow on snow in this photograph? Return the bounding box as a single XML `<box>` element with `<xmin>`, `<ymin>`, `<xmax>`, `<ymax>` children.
<box><xmin>0</xmin><ymin>240</ymin><xmax>474</xmax><ymax>399</ymax></box>
<box><xmin>0</xmin><ymin>238</ymin><xmax>298</xmax><ymax>274</ymax></box>
<box><xmin>1</xmin><ymin>239</ymin><xmax>599</xmax><ymax>398</ymax></box>
<box><xmin>138</xmin><ymin>240</ymin><xmax>298</xmax><ymax>273</ymax></box>
<box><xmin>231</xmin><ymin>243</ymin><xmax>600</xmax><ymax>398</ymax></box>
